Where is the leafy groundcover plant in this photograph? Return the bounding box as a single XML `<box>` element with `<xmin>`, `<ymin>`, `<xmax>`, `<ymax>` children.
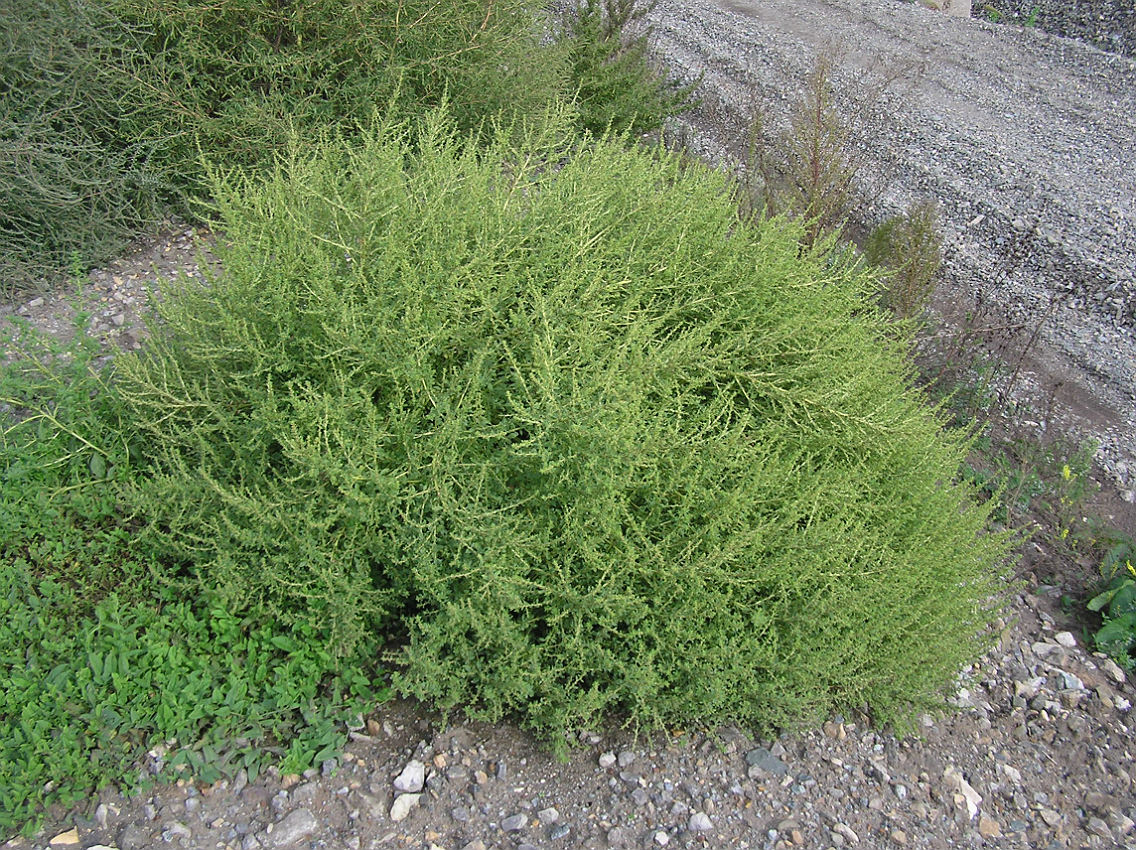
<box><xmin>0</xmin><ymin>315</ymin><xmax>384</xmax><ymax>835</ymax></box>
<box><xmin>112</xmin><ymin>108</ymin><xmax>1014</xmax><ymax>749</ymax></box>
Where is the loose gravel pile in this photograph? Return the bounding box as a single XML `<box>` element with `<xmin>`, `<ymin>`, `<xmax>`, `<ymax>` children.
<box><xmin>978</xmin><ymin>0</ymin><xmax>1135</xmax><ymax>58</ymax></box>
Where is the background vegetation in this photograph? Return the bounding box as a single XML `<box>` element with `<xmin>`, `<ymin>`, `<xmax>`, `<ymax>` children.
<box><xmin>1</xmin><ymin>0</ymin><xmax>690</xmax><ymax>296</ymax></box>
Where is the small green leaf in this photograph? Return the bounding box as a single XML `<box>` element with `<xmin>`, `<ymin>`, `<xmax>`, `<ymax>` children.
<box><xmin>88</xmin><ymin>452</ymin><xmax>106</xmax><ymax>479</ymax></box>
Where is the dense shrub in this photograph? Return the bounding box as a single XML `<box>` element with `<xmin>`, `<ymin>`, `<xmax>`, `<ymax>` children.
<box><xmin>113</xmin><ymin>110</ymin><xmax>1012</xmax><ymax>745</ymax></box>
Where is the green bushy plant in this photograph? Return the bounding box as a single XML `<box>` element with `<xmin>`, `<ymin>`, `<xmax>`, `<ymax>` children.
<box><xmin>105</xmin><ymin>0</ymin><xmax>570</xmax><ymax>190</ymax></box>
<box><xmin>561</xmin><ymin>0</ymin><xmax>696</xmax><ymax>135</ymax></box>
<box><xmin>113</xmin><ymin>109</ymin><xmax>1012</xmax><ymax>747</ymax></box>
<box><xmin>1088</xmin><ymin>538</ymin><xmax>1136</xmax><ymax>669</ymax></box>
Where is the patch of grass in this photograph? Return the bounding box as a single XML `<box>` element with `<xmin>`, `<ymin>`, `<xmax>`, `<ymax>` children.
<box><xmin>109</xmin><ymin>109</ymin><xmax>1012</xmax><ymax>750</ymax></box>
<box><xmin>1</xmin><ymin>312</ymin><xmax>388</xmax><ymax>836</ymax></box>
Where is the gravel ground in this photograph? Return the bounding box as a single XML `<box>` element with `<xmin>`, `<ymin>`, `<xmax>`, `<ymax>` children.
<box><xmin>4</xmin><ymin>4</ymin><xmax>1136</xmax><ymax>848</ymax></box>
<box><xmin>643</xmin><ymin>0</ymin><xmax>1136</xmax><ymax>494</ymax></box>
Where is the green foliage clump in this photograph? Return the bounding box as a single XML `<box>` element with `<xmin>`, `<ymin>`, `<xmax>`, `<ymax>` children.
<box><xmin>1089</xmin><ymin>539</ymin><xmax>1136</xmax><ymax>669</ymax></box>
<box><xmin>561</xmin><ymin>0</ymin><xmax>696</xmax><ymax>135</ymax></box>
<box><xmin>106</xmin><ymin>0</ymin><xmax>570</xmax><ymax>187</ymax></box>
<box><xmin>1</xmin><ymin>315</ymin><xmax>386</xmax><ymax>836</ymax></box>
<box><xmin>113</xmin><ymin>111</ymin><xmax>1012</xmax><ymax>745</ymax></box>
<box><xmin>864</xmin><ymin>199</ymin><xmax>943</xmax><ymax>319</ymax></box>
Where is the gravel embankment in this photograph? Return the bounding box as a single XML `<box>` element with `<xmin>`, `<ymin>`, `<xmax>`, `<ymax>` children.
<box><xmin>644</xmin><ymin>0</ymin><xmax>1136</xmax><ymax>491</ymax></box>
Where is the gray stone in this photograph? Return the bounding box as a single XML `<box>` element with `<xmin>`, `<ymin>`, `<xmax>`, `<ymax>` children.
<box><xmin>598</xmin><ymin>752</ymin><xmax>617</xmax><ymax>769</ymax></box>
<box><xmin>389</xmin><ymin>793</ymin><xmax>422</xmax><ymax>822</ymax></box>
<box><xmin>1086</xmin><ymin>817</ymin><xmax>1113</xmax><ymax>839</ymax></box>
<box><xmin>264</xmin><ymin>809</ymin><xmax>317</xmax><ymax>848</ymax></box>
<box><xmin>117</xmin><ymin>823</ymin><xmax>151</xmax><ymax>850</ymax></box>
<box><xmin>393</xmin><ymin>759</ymin><xmax>426</xmax><ymax>793</ymax></box>
<box><xmin>550</xmin><ymin>824</ymin><xmax>571</xmax><ymax>840</ymax></box>
<box><xmin>688</xmin><ymin>812</ymin><xmax>713</xmax><ymax>832</ymax></box>
<box><xmin>162</xmin><ymin>822</ymin><xmax>192</xmax><ymax>841</ymax></box>
<box><xmin>617</xmin><ymin>750</ymin><xmax>636</xmax><ymax>767</ymax></box>
<box><xmin>502</xmin><ymin>813</ymin><xmax>529</xmax><ymax>831</ymax></box>
<box><xmin>744</xmin><ymin>747</ymin><xmax>789</xmax><ymax>776</ymax></box>
<box><xmin>537</xmin><ymin>807</ymin><xmax>560</xmax><ymax>824</ymax></box>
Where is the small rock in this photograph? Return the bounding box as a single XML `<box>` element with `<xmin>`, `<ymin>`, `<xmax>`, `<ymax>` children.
<box><xmin>94</xmin><ymin>803</ymin><xmax>111</xmax><ymax>829</ymax></box>
<box><xmin>1000</xmin><ymin>764</ymin><xmax>1022</xmax><ymax>785</ymax></box>
<box><xmin>389</xmin><ymin>793</ymin><xmax>422</xmax><ymax>822</ymax></box>
<box><xmin>1084</xmin><ymin>791</ymin><xmax>1113</xmax><ymax>813</ymax></box>
<box><xmin>1055</xmin><ymin>631</ymin><xmax>1077</xmax><ymax>648</ymax></box>
<box><xmin>1039</xmin><ymin>808</ymin><xmax>1062</xmax><ymax>827</ymax></box>
<box><xmin>117</xmin><ymin>824</ymin><xmax>150</xmax><ymax>850</ymax></box>
<box><xmin>393</xmin><ymin>759</ymin><xmax>426</xmax><ymax>793</ymax></box>
<box><xmin>550</xmin><ymin>824</ymin><xmax>571</xmax><ymax>840</ymax></box>
<box><xmin>688</xmin><ymin>812</ymin><xmax>713</xmax><ymax>832</ymax></box>
<box><xmin>163</xmin><ymin>822</ymin><xmax>192</xmax><ymax>841</ymax></box>
<box><xmin>943</xmin><ymin>766</ymin><xmax>982</xmax><ymax>820</ymax></box>
<box><xmin>891</xmin><ymin>829</ymin><xmax>908</xmax><ymax>844</ymax></box>
<box><xmin>537</xmin><ymin>807</ymin><xmax>560</xmax><ymax>824</ymax></box>
<box><xmin>598</xmin><ymin>752</ymin><xmax>617</xmax><ymax>769</ymax></box>
<box><xmin>1085</xmin><ymin>817</ymin><xmax>1113</xmax><ymax>839</ymax></box>
<box><xmin>264</xmin><ymin>809</ymin><xmax>317</xmax><ymax>848</ymax></box>
<box><xmin>654</xmin><ymin>830</ymin><xmax>670</xmax><ymax>846</ymax></box>
<box><xmin>833</xmin><ymin>823</ymin><xmax>859</xmax><ymax>844</ymax></box>
<box><xmin>49</xmin><ymin>829</ymin><xmax>80</xmax><ymax>846</ymax></box>
<box><xmin>1101</xmin><ymin>658</ymin><xmax>1127</xmax><ymax>684</ymax></box>
<box><xmin>632</xmin><ymin>788</ymin><xmax>650</xmax><ymax>806</ymax></box>
<box><xmin>461</xmin><ymin>840</ymin><xmax>486</xmax><ymax>850</ymax></box>
<box><xmin>978</xmin><ymin>815</ymin><xmax>1002</xmax><ymax>838</ymax></box>
<box><xmin>502</xmin><ymin>813</ymin><xmax>528</xmax><ymax>831</ymax></box>
<box><xmin>617</xmin><ymin>750</ymin><xmax>636</xmax><ymax>767</ymax></box>
<box><xmin>744</xmin><ymin>747</ymin><xmax>789</xmax><ymax>776</ymax></box>
<box><xmin>607</xmin><ymin>826</ymin><xmax>626</xmax><ymax>845</ymax></box>
<box><xmin>451</xmin><ymin>806</ymin><xmax>471</xmax><ymax>823</ymax></box>
<box><xmin>1058</xmin><ymin>670</ymin><xmax>1086</xmax><ymax>691</ymax></box>
<box><xmin>232</xmin><ymin>769</ymin><xmax>249</xmax><ymax>795</ymax></box>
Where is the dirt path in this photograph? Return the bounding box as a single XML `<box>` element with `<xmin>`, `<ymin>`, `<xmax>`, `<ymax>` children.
<box><xmin>645</xmin><ymin>0</ymin><xmax>1136</xmax><ymax>494</ymax></box>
